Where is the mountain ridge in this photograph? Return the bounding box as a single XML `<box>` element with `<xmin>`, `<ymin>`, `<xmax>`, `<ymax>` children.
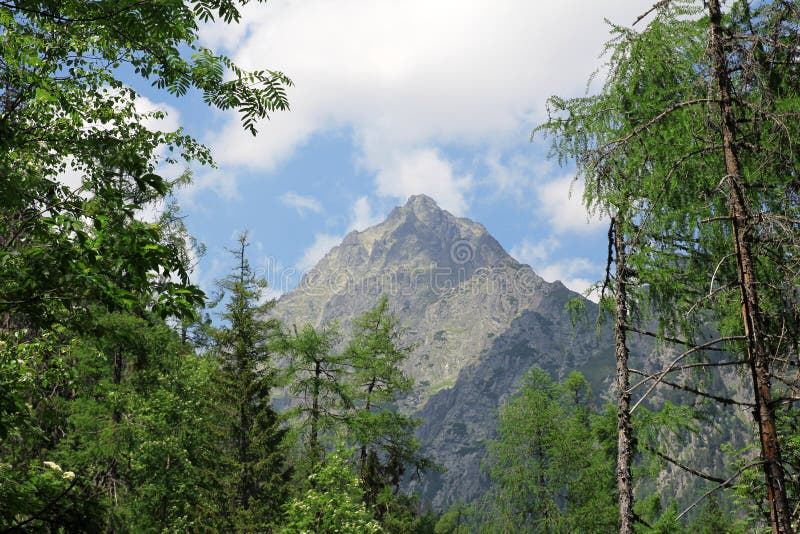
<box><xmin>271</xmin><ymin>194</ymin><xmax>612</xmax><ymax>506</ymax></box>
<box><xmin>274</xmin><ymin>194</ymin><xmax>748</xmax><ymax>509</ymax></box>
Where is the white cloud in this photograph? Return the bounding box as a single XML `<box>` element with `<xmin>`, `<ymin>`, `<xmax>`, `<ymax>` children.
<box><xmin>374</xmin><ymin>149</ymin><xmax>471</xmax><ymax>215</ymax></box>
<box><xmin>510</xmin><ymin>238</ymin><xmax>559</xmax><ymax>267</ymax></box>
<box><xmin>178</xmin><ymin>168</ymin><xmax>240</xmax><ymax>207</ymax></box>
<box><xmin>347</xmin><ymin>196</ymin><xmax>381</xmax><ymax>232</ymax></box>
<box><xmin>295</xmin><ymin>195</ymin><xmax>385</xmax><ymax>272</ymax></box>
<box><xmin>199</xmin><ymin>0</ymin><xmax>653</xmax><ymax>204</ymax></box>
<box><xmin>135</xmin><ymin>94</ymin><xmax>181</xmax><ymax>133</ymax></box>
<box><xmin>296</xmin><ymin>233</ymin><xmax>342</xmax><ymax>272</ymax></box>
<box><xmin>538</xmin><ymin>258</ymin><xmax>603</xmax><ymax>301</ymax></box>
<box><xmin>536</xmin><ymin>176</ymin><xmax>607</xmax><ymax>234</ymax></box>
<box><xmin>511</xmin><ymin>237</ymin><xmax>604</xmax><ymax>301</ymax></box>
<box><xmin>280</xmin><ymin>191</ymin><xmax>323</xmax><ymax>214</ymax></box>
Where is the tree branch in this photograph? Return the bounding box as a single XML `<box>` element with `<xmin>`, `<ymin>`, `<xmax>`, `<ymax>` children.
<box><xmin>643</xmin><ymin>444</ymin><xmax>726</xmax><ymax>483</ymax></box>
<box><xmin>675</xmin><ymin>461</ymin><xmax>763</xmax><ymax>522</ymax></box>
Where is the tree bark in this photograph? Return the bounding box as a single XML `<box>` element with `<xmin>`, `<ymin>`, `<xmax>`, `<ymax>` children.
<box><xmin>359</xmin><ymin>377</ymin><xmax>376</xmax><ymax>481</ymax></box>
<box><xmin>310</xmin><ymin>359</ymin><xmax>321</xmax><ymax>469</ymax></box>
<box><xmin>707</xmin><ymin>2</ymin><xmax>793</xmax><ymax>532</ymax></box>
<box><xmin>613</xmin><ymin>216</ymin><xmax>635</xmax><ymax>534</ymax></box>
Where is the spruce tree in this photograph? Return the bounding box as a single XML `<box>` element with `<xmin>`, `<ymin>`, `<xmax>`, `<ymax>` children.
<box><xmin>210</xmin><ymin>232</ymin><xmax>290</xmax><ymax>531</ymax></box>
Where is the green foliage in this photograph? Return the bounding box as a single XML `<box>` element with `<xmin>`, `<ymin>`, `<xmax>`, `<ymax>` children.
<box><xmin>0</xmin><ymin>0</ymin><xmax>295</xmax><ymax>526</ymax></box>
<box><xmin>344</xmin><ymin>296</ymin><xmax>435</xmax><ymax>518</ymax></box>
<box><xmin>537</xmin><ymin>0</ymin><xmax>800</xmax><ymax>529</ymax></box>
<box><xmin>52</xmin><ymin>312</ymin><xmax>222</xmax><ymax>531</ymax></box>
<box><xmin>0</xmin><ymin>460</ymin><xmax>105</xmax><ymax>532</ymax></box>
<box><xmin>207</xmin><ymin>232</ymin><xmax>291</xmax><ymax>531</ymax></box>
<box><xmin>0</xmin><ymin>0</ymin><xmax>292</xmax><ymax>329</ymax></box>
<box><xmin>478</xmin><ymin>367</ymin><xmax>617</xmax><ymax>533</ymax></box>
<box><xmin>434</xmin><ymin>500</ymin><xmax>474</xmax><ymax>534</ymax></box>
<box><xmin>281</xmin><ymin>322</ymin><xmax>348</xmax><ymax>470</ymax></box>
<box><xmin>280</xmin><ymin>446</ymin><xmax>383</xmax><ymax>534</ymax></box>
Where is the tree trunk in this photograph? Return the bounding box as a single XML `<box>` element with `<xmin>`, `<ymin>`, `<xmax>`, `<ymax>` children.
<box><xmin>359</xmin><ymin>377</ymin><xmax>376</xmax><ymax>481</ymax></box>
<box><xmin>707</xmin><ymin>2</ymin><xmax>793</xmax><ymax>532</ymax></box>
<box><xmin>613</xmin><ymin>216</ymin><xmax>635</xmax><ymax>534</ymax></box>
<box><xmin>310</xmin><ymin>359</ymin><xmax>321</xmax><ymax>469</ymax></box>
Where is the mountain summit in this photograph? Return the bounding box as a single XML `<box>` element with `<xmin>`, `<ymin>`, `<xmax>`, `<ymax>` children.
<box><xmin>273</xmin><ymin>195</ymin><xmax>611</xmax><ymax>506</ymax></box>
<box><xmin>275</xmin><ymin>195</ymin><xmax>553</xmax><ymax>402</ymax></box>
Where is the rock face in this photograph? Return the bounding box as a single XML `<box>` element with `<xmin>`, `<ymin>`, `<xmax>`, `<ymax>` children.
<box><xmin>273</xmin><ymin>194</ymin><xmax>562</xmax><ymax>409</ymax></box>
<box><xmin>272</xmin><ymin>194</ymin><xmax>620</xmax><ymax>507</ymax></box>
<box><xmin>273</xmin><ymin>194</ymin><xmax>749</xmax><ymax>510</ymax></box>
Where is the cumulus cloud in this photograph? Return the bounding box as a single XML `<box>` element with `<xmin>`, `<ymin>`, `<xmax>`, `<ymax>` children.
<box><xmin>280</xmin><ymin>191</ymin><xmax>323</xmax><ymax>214</ymax></box>
<box><xmin>538</xmin><ymin>257</ymin><xmax>602</xmax><ymax>298</ymax></box>
<box><xmin>199</xmin><ymin>0</ymin><xmax>653</xmax><ymax>205</ymax></box>
<box><xmin>135</xmin><ymin>94</ymin><xmax>181</xmax><ymax>133</ymax></box>
<box><xmin>536</xmin><ymin>176</ymin><xmax>607</xmax><ymax>234</ymax></box>
<box><xmin>374</xmin><ymin>149</ymin><xmax>471</xmax><ymax>215</ymax></box>
<box><xmin>295</xmin><ymin>195</ymin><xmax>387</xmax><ymax>272</ymax></box>
<box><xmin>347</xmin><ymin>196</ymin><xmax>381</xmax><ymax>232</ymax></box>
<box><xmin>510</xmin><ymin>238</ymin><xmax>559</xmax><ymax>267</ymax></box>
<box><xmin>296</xmin><ymin>233</ymin><xmax>342</xmax><ymax>272</ymax></box>
<box><xmin>178</xmin><ymin>168</ymin><xmax>240</xmax><ymax>207</ymax></box>
<box><xmin>511</xmin><ymin>237</ymin><xmax>603</xmax><ymax>301</ymax></box>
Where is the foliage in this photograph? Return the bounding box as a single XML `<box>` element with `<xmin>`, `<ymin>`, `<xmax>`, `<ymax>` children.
<box><xmin>478</xmin><ymin>367</ymin><xmax>617</xmax><ymax>533</ymax></box>
<box><xmin>280</xmin><ymin>322</ymin><xmax>348</xmax><ymax>471</ymax></box>
<box><xmin>0</xmin><ymin>0</ymin><xmax>292</xmax><ymax>528</ymax></box>
<box><xmin>207</xmin><ymin>232</ymin><xmax>291</xmax><ymax>531</ymax></box>
<box><xmin>344</xmin><ymin>296</ymin><xmax>435</xmax><ymax>516</ymax></box>
<box><xmin>280</xmin><ymin>446</ymin><xmax>383</xmax><ymax>534</ymax></box>
<box><xmin>537</xmin><ymin>0</ymin><xmax>800</xmax><ymax>529</ymax></box>
<box><xmin>434</xmin><ymin>500</ymin><xmax>474</xmax><ymax>534</ymax></box>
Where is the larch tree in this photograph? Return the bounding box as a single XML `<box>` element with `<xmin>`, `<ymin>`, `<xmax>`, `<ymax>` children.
<box><xmin>343</xmin><ymin>295</ymin><xmax>434</xmax><ymax>519</ymax></box>
<box><xmin>538</xmin><ymin>1</ymin><xmax>800</xmax><ymax>531</ymax></box>
<box><xmin>280</xmin><ymin>322</ymin><xmax>349</xmax><ymax>472</ymax></box>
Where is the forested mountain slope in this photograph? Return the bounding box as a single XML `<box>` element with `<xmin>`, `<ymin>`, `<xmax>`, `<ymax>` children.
<box><xmin>273</xmin><ymin>195</ymin><xmax>746</xmax><ymax>508</ymax></box>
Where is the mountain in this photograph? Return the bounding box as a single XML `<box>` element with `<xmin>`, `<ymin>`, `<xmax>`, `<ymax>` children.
<box><xmin>272</xmin><ymin>195</ymin><xmax>620</xmax><ymax>505</ymax></box>
<box><xmin>274</xmin><ymin>194</ymin><xmax>569</xmax><ymax>408</ymax></box>
<box><xmin>272</xmin><ymin>194</ymin><xmax>743</xmax><ymax>509</ymax></box>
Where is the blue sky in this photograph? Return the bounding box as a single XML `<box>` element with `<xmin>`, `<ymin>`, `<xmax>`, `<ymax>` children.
<box><xmin>131</xmin><ymin>0</ymin><xmax>654</xmax><ymax>299</ymax></box>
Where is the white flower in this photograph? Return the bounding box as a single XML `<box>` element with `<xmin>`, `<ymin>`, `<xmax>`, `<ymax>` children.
<box><xmin>62</xmin><ymin>471</ymin><xmax>75</xmax><ymax>481</ymax></box>
<box><xmin>43</xmin><ymin>461</ymin><xmax>62</xmax><ymax>472</ymax></box>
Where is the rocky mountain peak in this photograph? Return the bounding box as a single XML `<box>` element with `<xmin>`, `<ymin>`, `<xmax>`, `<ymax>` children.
<box><xmin>405</xmin><ymin>193</ymin><xmax>440</xmax><ymax>213</ymax></box>
<box><xmin>339</xmin><ymin>195</ymin><xmax>511</xmax><ymax>276</ymax></box>
<box><xmin>271</xmin><ymin>195</ymin><xmax>601</xmax><ymax>508</ymax></box>
<box><xmin>274</xmin><ymin>195</ymin><xmax>549</xmax><ymax>404</ymax></box>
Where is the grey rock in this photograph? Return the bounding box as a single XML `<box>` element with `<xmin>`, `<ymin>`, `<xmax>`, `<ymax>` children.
<box><xmin>272</xmin><ymin>194</ymin><xmax>745</xmax><ymax>510</ymax></box>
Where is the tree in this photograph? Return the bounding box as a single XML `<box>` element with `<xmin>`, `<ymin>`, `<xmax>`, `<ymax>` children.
<box><xmin>538</xmin><ymin>2</ymin><xmax>800</xmax><ymax>530</ymax></box>
<box><xmin>1</xmin><ymin>0</ymin><xmax>291</xmax><ymax>329</ymax></box>
<box><xmin>279</xmin><ymin>446</ymin><xmax>383</xmax><ymax>534</ymax></box>
<box><xmin>481</xmin><ymin>368</ymin><xmax>617</xmax><ymax>533</ymax></box>
<box><xmin>1</xmin><ymin>1</ymin><xmax>292</xmax><ymax>526</ymax></box>
<box><xmin>344</xmin><ymin>295</ymin><xmax>434</xmax><ymax>517</ymax></box>
<box><xmin>209</xmin><ymin>232</ymin><xmax>291</xmax><ymax>531</ymax></box>
<box><xmin>280</xmin><ymin>322</ymin><xmax>348</xmax><ymax>471</ymax></box>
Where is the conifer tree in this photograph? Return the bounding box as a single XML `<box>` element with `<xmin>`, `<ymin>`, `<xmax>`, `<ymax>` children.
<box><xmin>343</xmin><ymin>295</ymin><xmax>434</xmax><ymax>518</ymax></box>
<box><xmin>280</xmin><ymin>322</ymin><xmax>348</xmax><ymax>472</ymax></box>
<box><xmin>210</xmin><ymin>232</ymin><xmax>290</xmax><ymax>531</ymax></box>
<box><xmin>481</xmin><ymin>368</ymin><xmax>617</xmax><ymax>533</ymax></box>
<box><xmin>539</xmin><ymin>2</ymin><xmax>800</xmax><ymax>530</ymax></box>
